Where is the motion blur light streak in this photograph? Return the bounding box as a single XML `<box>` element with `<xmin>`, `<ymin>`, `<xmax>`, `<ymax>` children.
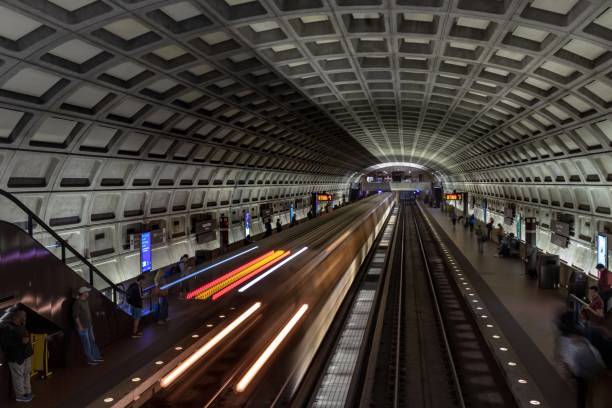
<box><xmin>186</xmin><ymin>251</ymin><xmax>275</xmax><ymax>299</ymax></box>
<box><xmin>238</xmin><ymin>247</ymin><xmax>308</xmax><ymax>293</ymax></box>
<box><xmin>161</xmin><ymin>246</ymin><xmax>259</xmax><ymax>290</ymax></box>
<box><xmin>159</xmin><ymin>302</ymin><xmax>261</xmax><ymax>388</ymax></box>
<box><xmin>193</xmin><ymin>251</ymin><xmax>287</xmax><ymax>300</ymax></box>
<box><xmin>235</xmin><ymin>304</ymin><xmax>309</xmax><ymax>393</ymax></box>
<box><xmin>211</xmin><ymin>251</ymin><xmax>291</xmax><ymax>300</ymax></box>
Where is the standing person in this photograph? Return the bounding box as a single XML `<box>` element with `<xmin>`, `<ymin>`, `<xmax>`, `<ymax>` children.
<box><xmin>468</xmin><ymin>214</ymin><xmax>475</xmax><ymax>232</ymax></box>
<box><xmin>582</xmin><ymin>286</ymin><xmax>605</xmax><ymax>324</ymax></box>
<box><xmin>0</xmin><ymin>307</ymin><xmax>34</xmax><ymax>402</ymax></box>
<box><xmin>155</xmin><ymin>276</ymin><xmax>169</xmax><ymax>324</ymax></box>
<box><xmin>495</xmin><ymin>223</ymin><xmax>505</xmax><ymax>244</ymax></box>
<box><xmin>73</xmin><ymin>286</ymin><xmax>103</xmax><ymax>365</ymax></box>
<box><xmin>450</xmin><ymin>210</ymin><xmax>457</xmax><ymax>230</ymax></box>
<box><xmin>475</xmin><ymin>224</ymin><xmax>485</xmax><ymax>254</ymax></box>
<box><xmin>486</xmin><ymin>218</ymin><xmax>494</xmax><ymax>241</ymax></box>
<box><xmin>276</xmin><ymin>218</ymin><xmax>282</xmax><ymax>233</ymax></box>
<box><xmin>265</xmin><ymin>218</ymin><xmax>273</xmax><ymax>237</ymax></box>
<box><xmin>127</xmin><ymin>275</ymin><xmax>145</xmax><ymax>338</ymax></box>
<box><xmin>177</xmin><ymin>254</ymin><xmax>191</xmax><ymax>299</ymax></box>
<box><xmin>595</xmin><ymin>263</ymin><xmax>611</xmax><ymax>296</ymax></box>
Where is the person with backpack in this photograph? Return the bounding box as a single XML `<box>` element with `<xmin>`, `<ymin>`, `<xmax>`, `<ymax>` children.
<box><xmin>0</xmin><ymin>307</ymin><xmax>34</xmax><ymax>403</ymax></box>
<box><xmin>127</xmin><ymin>275</ymin><xmax>145</xmax><ymax>338</ymax></box>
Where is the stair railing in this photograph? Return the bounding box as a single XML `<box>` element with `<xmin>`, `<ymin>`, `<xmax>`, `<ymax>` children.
<box><xmin>0</xmin><ymin>189</ymin><xmax>124</xmax><ymax>304</ymax></box>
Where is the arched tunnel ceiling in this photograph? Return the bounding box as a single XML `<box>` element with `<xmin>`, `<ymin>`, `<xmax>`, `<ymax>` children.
<box><xmin>0</xmin><ymin>0</ymin><xmax>611</xmax><ymax>177</ymax></box>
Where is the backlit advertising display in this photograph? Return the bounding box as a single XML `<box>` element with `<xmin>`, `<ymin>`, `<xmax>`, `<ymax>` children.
<box><xmin>597</xmin><ymin>233</ymin><xmax>608</xmax><ymax>269</ymax></box>
<box><xmin>140</xmin><ymin>231</ymin><xmax>152</xmax><ymax>273</ymax></box>
<box><xmin>245</xmin><ymin>211</ymin><xmax>251</xmax><ymax>237</ymax></box>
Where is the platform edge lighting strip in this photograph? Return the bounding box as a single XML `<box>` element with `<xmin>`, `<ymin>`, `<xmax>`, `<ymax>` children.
<box><xmin>186</xmin><ymin>251</ymin><xmax>276</xmax><ymax>299</ymax></box>
<box><xmin>211</xmin><ymin>251</ymin><xmax>291</xmax><ymax>301</ymax></box>
<box><xmin>196</xmin><ymin>251</ymin><xmax>287</xmax><ymax>300</ymax></box>
<box><xmin>160</xmin><ymin>246</ymin><xmax>259</xmax><ymax>290</ymax></box>
<box><xmin>235</xmin><ymin>304</ymin><xmax>309</xmax><ymax>393</ymax></box>
<box><xmin>159</xmin><ymin>302</ymin><xmax>261</xmax><ymax>388</ymax></box>
<box><xmin>238</xmin><ymin>247</ymin><xmax>308</xmax><ymax>293</ymax></box>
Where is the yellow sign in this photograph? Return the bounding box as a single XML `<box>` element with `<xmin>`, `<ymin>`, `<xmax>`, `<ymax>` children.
<box><xmin>317</xmin><ymin>194</ymin><xmax>333</xmax><ymax>201</ymax></box>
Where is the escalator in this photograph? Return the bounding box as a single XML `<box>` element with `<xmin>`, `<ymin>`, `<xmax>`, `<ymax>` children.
<box><xmin>0</xmin><ymin>190</ymin><xmax>131</xmax><ymax>403</ymax></box>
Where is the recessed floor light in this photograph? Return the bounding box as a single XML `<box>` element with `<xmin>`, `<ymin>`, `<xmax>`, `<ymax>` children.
<box><xmin>155</xmin><ymin>361</ymin><xmax>164</xmax><ymax>365</ymax></box>
<box><xmin>132</xmin><ymin>377</ymin><xmax>141</xmax><ymax>382</ymax></box>
<box><xmin>104</xmin><ymin>397</ymin><xmax>114</xmax><ymax>403</ymax></box>
<box><xmin>175</xmin><ymin>346</ymin><xmax>183</xmax><ymax>351</ymax></box>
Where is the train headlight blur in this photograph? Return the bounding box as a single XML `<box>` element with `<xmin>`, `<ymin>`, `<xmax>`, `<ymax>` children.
<box><xmin>159</xmin><ymin>302</ymin><xmax>261</xmax><ymax>388</ymax></box>
<box><xmin>235</xmin><ymin>304</ymin><xmax>309</xmax><ymax>393</ymax></box>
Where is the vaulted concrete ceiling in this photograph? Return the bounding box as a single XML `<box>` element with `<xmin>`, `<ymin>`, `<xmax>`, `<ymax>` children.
<box><xmin>0</xmin><ymin>0</ymin><xmax>612</xmax><ymax>177</ymax></box>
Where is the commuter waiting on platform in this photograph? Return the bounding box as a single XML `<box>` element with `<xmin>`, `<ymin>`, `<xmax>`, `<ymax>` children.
<box><xmin>495</xmin><ymin>223</ymin><xmax>504</xmax><ymax>244</ymax></box>
<box><xmin>595</xmin><ymin>264</ymin><xmax>612</xmax><ymax>294</ymax></box>
<box><xmin>276</xmin><ymin>218</ymin><xmax>282</xmax><ymax>233</ymax></box>
<box><xmin>177</xmin><ymin>254</ymin><xmax>191</xmax><ymax>299</ymax></box>
<box><xmin>73</xmin><ymin>286</ymin><xmax>103</xmax><ymax>366</ymax></box>
<box><xmin>486</xmin><ymin>218</ymin><xmax>494</xmax><ymax>240</ymax></box>
<box><xmin>127</xmin><ymin>275</ymin><xmax>145</xmax><ymax>338</ymax></box>
<box><xmin>0</xmin><ymin>307</ymin><xmax>34</xmax><ymax>403</ymax></box>
<box><xmin>582</xmin><ymin>286</ymin><xmax>605</xmax><ymax>324</ymax></box>
<box><xmin>265</xmin><ymin>218</ymin><xmax>273</xmax><ymax>236</ymax></box>
<box><xmin>450</xmin><ymin>210</ymin><xmax>457</xmax><ymax>230</ymax></box>
<box><xmin>155</xmin><ymin>276</ymin><xmax>169</xmax><ymax>325</ymax></box>
<box><xmin>468</xmin><ymin>214</ymin><xmax>475</xmax><ymax>232</ymax></box>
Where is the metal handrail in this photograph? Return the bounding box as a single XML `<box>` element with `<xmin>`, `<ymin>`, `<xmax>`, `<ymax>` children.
<box><xmin>0</xmin><ymin>189</ymin><xmax>124</xmax><ymax>303</ymax></box>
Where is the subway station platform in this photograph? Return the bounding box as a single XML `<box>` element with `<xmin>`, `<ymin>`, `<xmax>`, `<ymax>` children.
<box><xmin>424</xmin><ymin>206</ymin><xmax>576</xmax><ymax>407</ymax></box>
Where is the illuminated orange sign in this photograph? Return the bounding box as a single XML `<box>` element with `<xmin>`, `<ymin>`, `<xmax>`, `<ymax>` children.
<box><xmin>317</xmin><ymin>194</ymin><xmax>333</xmax><ymax>201</ymax></box>
<box><xmin>445</xmin><ymin>193</ymin><xmax>462</xmax><ymax>201</ymax></box>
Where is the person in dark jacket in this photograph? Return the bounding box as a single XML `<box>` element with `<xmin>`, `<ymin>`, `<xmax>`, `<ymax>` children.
<box><xmin>127</xmin><ymin>275</ymin><xmax>145</xmax><ymax>338</ymax></box>
<box><xmin>0</xmin><ymin>307</ymin><xmax>34</xmax><ymax>402</ymax></box>
<box><xmin>276</xmin><ymin>218</ymin><xmax>282</xmax><ymax>233</ymax></box>
<box><xmin>264</xmin><ymin>218</ymin><xmax>273</xmax><ymax>237</ymax></box>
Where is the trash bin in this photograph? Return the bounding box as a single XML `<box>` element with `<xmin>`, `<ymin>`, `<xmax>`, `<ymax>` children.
<box><xmin>538</xmin><ymin>254</ymin><xmax>560</xmax><ymax>289</ymax></box>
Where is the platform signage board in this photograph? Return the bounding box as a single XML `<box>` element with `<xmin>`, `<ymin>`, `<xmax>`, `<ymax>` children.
<box><xmin>597</xmin><ymin>233</ymin><xmax>608</xmax><ymax>269</ymax></box>
<box><xmin>140</xmin><ymin>231</ymin><xmax>152</xmax><ymax>273</ymax></box>
<box><xmin>444</xmin><ymin>193</ymin><xmax>462</xmax><ymax>201</ymax></box>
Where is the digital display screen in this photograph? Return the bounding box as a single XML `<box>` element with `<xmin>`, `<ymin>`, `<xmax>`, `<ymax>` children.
<box><xmin>140</xmin><ymin>232</ymin><xmax>152</xmax><ymax>273</ymax></box>
<box><xmin>245</xmin><ymin>211</ymin><xmax>251</xmax><ymax>237</ymax></box>
<box><xmin>445</xmin><ymin>193</ymin><xmax>462</xmax><ymax>201</ymax></box>
<box><xmin>317</xmin><ymin>194</ymin><xmax>333</xmax><ymax>201</ymax></box>
<box><xmin>597</xmin><ymin>234</ymin><xmax>608</xmax><ymax>269</ymax></box>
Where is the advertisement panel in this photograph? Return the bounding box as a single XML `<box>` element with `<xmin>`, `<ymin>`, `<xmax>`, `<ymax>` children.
<box><xmin>597</xmin><ymin>233</ymin><xmax>608</xmax><ymax>268</ymax></box>
<box><xmin>140</xmin><ymin>232</ymin><xmax>152</xmax><ymax>273</ymax></box>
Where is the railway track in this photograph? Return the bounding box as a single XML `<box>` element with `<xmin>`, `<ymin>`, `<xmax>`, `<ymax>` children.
<box><xmin>365</xmin><ymin>200</ymin><xmax>516</xmax><ymax>408</ymax></box>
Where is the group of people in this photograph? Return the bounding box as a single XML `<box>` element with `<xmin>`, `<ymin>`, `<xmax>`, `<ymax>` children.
<box><xmin>264</xmin><ymin>218</ymin><xmax>283</xmax><ymax>237</ymax></box>
<box><xmin>0</xmin><ymin>253</ymin><xmax>194</xmax><ymax>403</ymax></box>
